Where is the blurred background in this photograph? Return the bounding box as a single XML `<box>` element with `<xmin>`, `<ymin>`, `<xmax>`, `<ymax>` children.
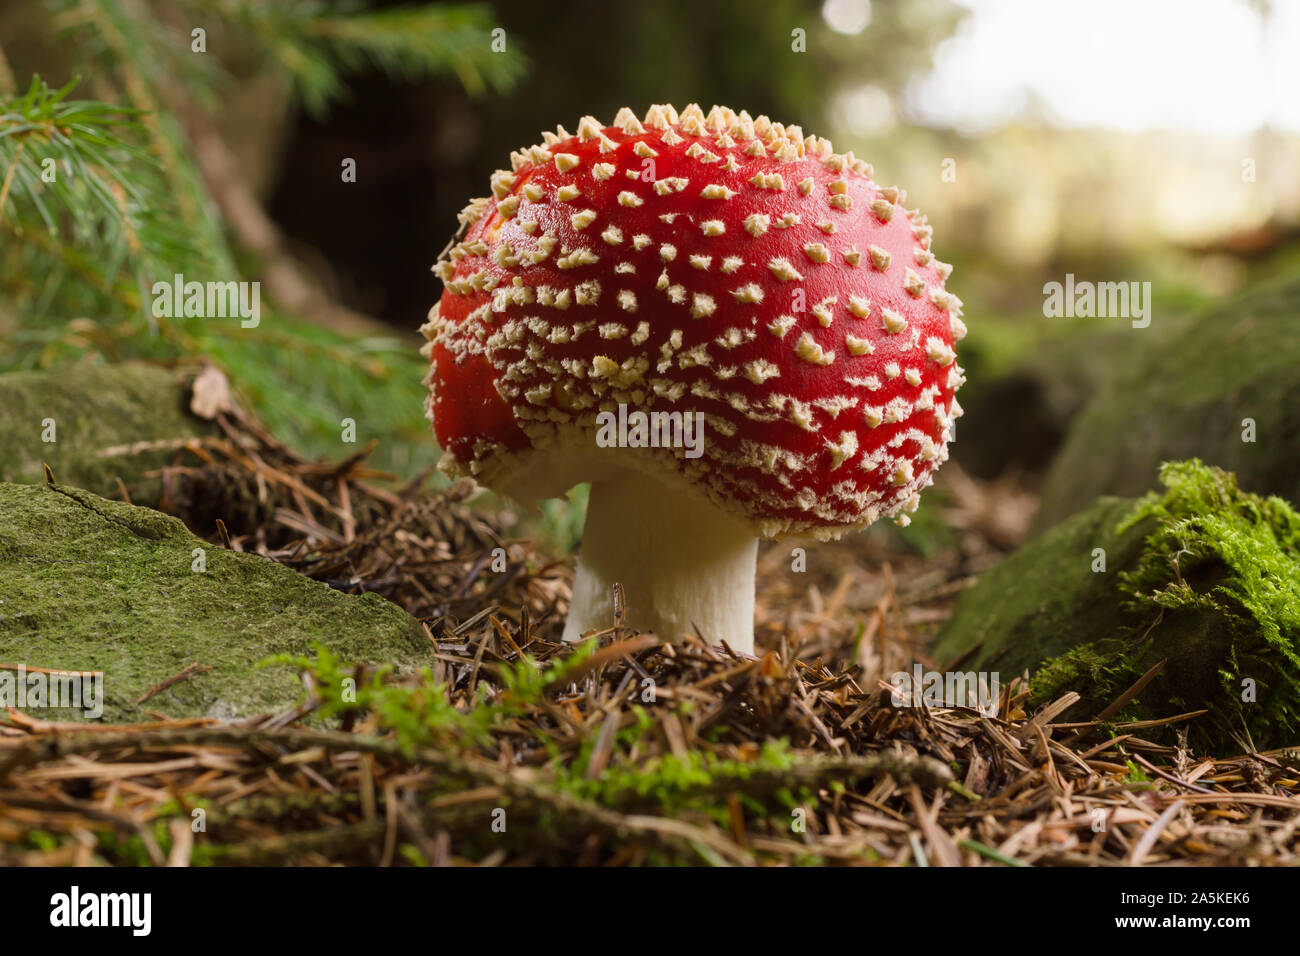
<box><xmin>3</xmin><ymin>0</ymin><xmax>1298</xmax><ymax>549</ymax></box>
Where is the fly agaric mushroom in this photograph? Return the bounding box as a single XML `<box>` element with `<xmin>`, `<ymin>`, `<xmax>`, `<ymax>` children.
<box><xmin>422</xmin><ymin>104</ymin><xmax>964</xmax><ymax>655</ymax></box>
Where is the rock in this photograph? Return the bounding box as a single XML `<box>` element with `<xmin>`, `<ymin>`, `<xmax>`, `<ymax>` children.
<box><xmin>0</xmin><ymin>362</ymin><xmax>216</xmax><ymax>500</ymax></box>
<box><xmin>1033</xmin><ymin>276</ymin><xmax>1300</xmax><ymax>532</ymax></box>
<box><xmin>932</xmin><ymin>461</ymin><xmax>1300</xmax><ymax>754</ymax></box>
<box><xmin>0</xmin><ymin>482</ymin><xmax>428</xmax><ymax>723</ymax></box>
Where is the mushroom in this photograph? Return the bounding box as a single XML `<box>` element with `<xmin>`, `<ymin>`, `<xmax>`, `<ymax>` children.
<box><xmin>422</xmin><ymin>104</ymin><xmax>964</xmax><ymax>655</ymax></box>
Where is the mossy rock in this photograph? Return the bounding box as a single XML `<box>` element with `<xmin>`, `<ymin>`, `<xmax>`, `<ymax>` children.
<box><xmin>932</xmin><ymin>461</ymin><xmax>1300</xmax><ymax>754</ymax></box>
<box><xmin>0</xmin><ymin>361</ymin><xmax>216</xmax><ymax>500</ymax></box>
<box><xmin>0</xmin><ymin>482</ymin><xmax>428</xmax><ymax>723</ymax></box>
<box><xmin>1033</xmin><ymin>275</ymin><xmax>1300</xmax><ymax>532</ymax></box>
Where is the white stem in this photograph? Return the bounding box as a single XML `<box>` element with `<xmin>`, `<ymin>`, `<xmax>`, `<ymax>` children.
<box><xmin>561</xmin><ymin>470</ymin><xmax>757</xmax><ymax>654</ymax></box>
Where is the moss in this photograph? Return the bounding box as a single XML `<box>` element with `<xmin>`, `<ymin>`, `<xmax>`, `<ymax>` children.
<box><xmin>0</xmin><ymin>482</ymin><xmax>428</xmax><ymax>722</ymax></box>
<box><xmin>932</xmin><ymin>495</ymin><xmax>1151</xmax><ymax>670</ymax></box>
<box><xmin>0</xmin><ymin>362</ymin><xmax>216</xmax><ymax>500</ymax></box>
<box><xmin>933</xmin><ymin>461</ymin><xmax>1300</xmax><ymax>754</ymax></box>
<box><xmin>1030</xmin><ymin>644</ymin><xmax>1122</xmax><ymax>704</ymax></box>
<box><xmin>286</xmin><ymin>646</ymin><xmax>820</xmax><ymax>837</ymax></box>
<box><xmin>1034</xmin><ymin>274</ymin><xmax>1300</xmax><ymax>531</ymax></box>
<box><xmin>1121</xmin><ymin>461</ymin><xmax>1300</xmax><ymax>643</ymax></box>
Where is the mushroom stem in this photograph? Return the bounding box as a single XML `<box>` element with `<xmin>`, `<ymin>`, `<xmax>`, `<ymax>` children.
<box><xmin>562</xmin><ymin>470</ymin><xmax>757</xmax><ymax>654</ymax></box>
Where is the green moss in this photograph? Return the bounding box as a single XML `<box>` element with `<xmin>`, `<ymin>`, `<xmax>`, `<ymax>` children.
<box><xmin>560</xmin><ymin>735</ymin><xmax>806</xmax><ymax>819</ymax></box>
<box><xmin>0</xmin><ymin>482</ymin><xmax>427</xmax><ymax>722</ymax></box>
<box><xmin>284</xmin><ymin>645</ymin><xmax>818</xmax><ymax>835</ymax></box>
<box><xmin>932</xmin><ymin>495</ymin><xmax>1150</xmax><ymax>670</ymax></box>
<box><xmin>1030</xmin><ymin>644</ymin><xmax>1123</xmax><ymax>704</ymax></box>
<box><xmin>1121</xmin><ymin>461</ymin><xmax>1300</xmax><ymax>647</ymax></box>
<box><xmin>0</xmin><ymin>362</ymin><xmax>217</xmax><ymax>499</ymax></box>
<box><xmin>934</xmin><ymin>461</ymin><xmax>1300</xmax><ymax>753</ymax></box>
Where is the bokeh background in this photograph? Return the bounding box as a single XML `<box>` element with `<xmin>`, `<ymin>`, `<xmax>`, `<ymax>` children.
<box><xmin>3</xmin><ymin>0</ymin><xmax>1299</xmax><ymax>548</ymax></box>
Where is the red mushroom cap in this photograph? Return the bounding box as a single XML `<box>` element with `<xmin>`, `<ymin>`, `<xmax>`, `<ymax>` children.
<box><xmin>423</xmin><ymin>104</ymin><xmax>965</xmax><ymax>539</ymax></box>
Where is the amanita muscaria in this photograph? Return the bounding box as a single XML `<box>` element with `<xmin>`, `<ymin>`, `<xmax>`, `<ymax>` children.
<box><xmin>422</xmin><ymin>104</ymin><xmax>964</xmax><ymax>655</ymax></box>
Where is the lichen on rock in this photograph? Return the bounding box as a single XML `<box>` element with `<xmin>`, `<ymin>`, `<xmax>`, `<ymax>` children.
<box><xmin>933</xmin><ymin>460</ymin><xmax>1300</xmax><ymax>754</ymax></box>
<box><xmin>0</xmin><ymin>482</ymin><xmax>429</xmax><ymax>723</ymax></box>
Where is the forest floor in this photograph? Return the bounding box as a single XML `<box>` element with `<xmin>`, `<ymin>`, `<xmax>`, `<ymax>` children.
<box><xmin>1</xmin><ymin>400</ymin><xmax>1296</xmax><ymax>866</ymax></box>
